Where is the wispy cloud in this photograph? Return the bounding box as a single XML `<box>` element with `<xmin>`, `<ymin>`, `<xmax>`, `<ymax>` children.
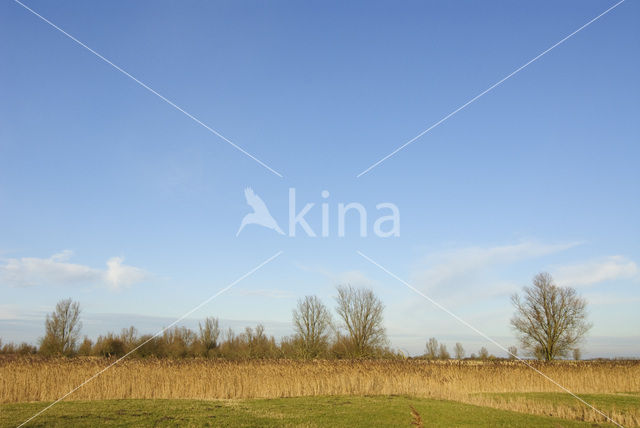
<box><xmin>295</xmin><ymin>263</ymin><xmax>377</xmax><ymax>289</ymax></box>
<box><xmin>0</xmin><ymin>250</ymin><xmax>98</xmax><ymax>287</ymax></box>
<box><xmin>333</xmin><ymin>270</ymin><xmax>375</xmax><ymax>288</ymax></box>
<box><xmin>236</xmin><ymin>289</ymin><xmax>294</xmax><ymax>299</ymax></box>
<box><xmin>411</xmin><ymin>240</ymin><xmax>581</xmax><ymax>298</ymax></box>
<box><xmin>104</xmin><ymin>257</ymin><xmax>148</xmax><ymax>290</ymax></box>
<box><xmin>0</xmin><ymin>304</ymin><xmax>46</xmax><ymax>321</ymax></box>
<box><xmin>0</xmin><ymin>251</ymin><xmax>149</xmax><ymax>291</ymax></box>
<box><xmin>581</xmin><ymin>292</ymin><xmax>640</xmax><ymax>306</ymax></box>
<box><xmin>553</xmin><ymin>256</ymin><xmax>639</xmax><ymax>288</ymax></box>
<box><xmin>0</xmin><ymin>304</ymin><xmax>22</xmax><ymax>320</ymax></box>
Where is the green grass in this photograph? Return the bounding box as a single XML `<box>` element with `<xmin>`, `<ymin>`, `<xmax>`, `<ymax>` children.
<box><xmin>0</xmin><ymin>396</ymin><xmax>615</xmax><ymax>427</ymax></box>
<box><xmin>481</xmin><ymin>391</ymin><xmax>640</xmax><ymax>415</ymax></box>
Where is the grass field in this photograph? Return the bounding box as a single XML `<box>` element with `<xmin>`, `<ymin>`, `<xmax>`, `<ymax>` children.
<box><xmin>2</xmin><ymin>357</ymin><xmax>638</xmax><ymax>427</ymax></box>
<box><xmin>0</xmin><ymin>396</ymin><xmax>620</xmax><ymax>427</ymax></box>
<box><xmin>479</xmin><ymin>391</ymin><xmax>640</xmax><ymax>417</ymax></box>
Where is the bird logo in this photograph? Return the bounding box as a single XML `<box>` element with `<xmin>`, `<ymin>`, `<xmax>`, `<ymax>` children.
<box><xmin>236</xmin><ymin>188</ymin><xmax>285</xmax><ymax>236</ymax></box>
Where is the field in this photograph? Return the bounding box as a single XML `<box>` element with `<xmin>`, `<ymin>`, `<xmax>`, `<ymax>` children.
<box><xmin>1</xmin><ymin>396</ymin><xmax>625</xmax><ymax>427</ymax></box>
<box><xmin>2</xmin><ymin>357</ymin><xmax>639</xmax><ymax>427</ymax></box>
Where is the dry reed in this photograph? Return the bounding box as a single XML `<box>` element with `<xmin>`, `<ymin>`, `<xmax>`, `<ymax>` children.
<box><xmin>2</xmin><ymin>357</ymin><xmax>638</xmax><ymax>425</ymax></box>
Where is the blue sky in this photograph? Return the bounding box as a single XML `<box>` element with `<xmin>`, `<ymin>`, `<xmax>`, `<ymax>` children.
<box><xmin>1</xmin><ymin>0</ymin><xmax>638</xmax><ymax>357</ymax></box>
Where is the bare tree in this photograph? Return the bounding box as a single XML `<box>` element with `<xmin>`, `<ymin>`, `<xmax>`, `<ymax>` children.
<box><xmin>120</xmin><ymin>326</ymin><xmax>138</xmax><ymax>352</ymax></box>
<box><xmin>292</xmin><ymin>296</ymin><xmax>332</xmax><ymax>358</ymax></box>
<box><xmin>454</xmin><ymin>342</ymin><xmax>465</xmax><ymax>360</ymax></box>
<box><xmin>438</xmin><ymin>343</ymin><xmax>450</xmax><ymax>360</ymax></box>
<box><xmin>199</xmin><ymin>317</ymin><xmax>221</xmax><ymax>352</ymax></box>
<box><xmin>225</xmin><ymin>327</ymin><xmax>235</xmax><ymax>342</ymax></box>
<box><xmin>163</xmin><ymin>326</ymin><xmax>197</xmax><ymax>358</ymax></box>
<box><xmin>511</xmin><ymin>272</ymin><xmax>591</xmax><ymax>361</ymax></box>
<box><xmin>572</xmin><ymin>348</ymin><xmax>582</xmax><ymax>361</ymax></box>
<box><xmin>335</xmin><ymin>285</ymin><xmax>387</xmax><ymax>357</ymax></box>
<box><xmin>425</xmin><ymin>337</ymin><xmax>439</xmax><ymax>359</ymax></box>
<box><xmin>478</xmin><ymin>346</ymin><xmax>489</xmax><ymax>360</ymax></box>
<box><xmin>39</xmin><ymin>298</ymin><xmax>82</xmax><ymax>356</ymax></box>
<box><xmin>507</xmin><ymin>345</ymin><xmax>518</xmax><ymax>360</ymax></box>
<box><xmin>77</xmin><ymin>336</ymin><xmax>93</xmax><ymax>356</ymax></box>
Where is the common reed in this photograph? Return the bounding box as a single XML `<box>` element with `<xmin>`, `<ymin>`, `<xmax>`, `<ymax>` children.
<box><xmin>2</xmin><ymin>357</ymin><xmax>638</xmax><ymax>425</ymax></box>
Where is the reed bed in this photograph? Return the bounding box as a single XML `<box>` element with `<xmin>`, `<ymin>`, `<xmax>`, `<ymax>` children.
<box><xmin>2</xmin><ymin>357</ymin><xmax>639</xmax><ymax>425</ymax></box>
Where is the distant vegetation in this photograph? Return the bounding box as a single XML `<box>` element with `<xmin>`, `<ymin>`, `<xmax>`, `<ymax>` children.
<box><xmin>0</xmin><ymin>272</ymin><xmax>619</xmax><ymax>361</ymax></box>
<box><xmin>2</xmin><ymin>273</ymin><xmax>638</xmax><ymax>426</ymax></box>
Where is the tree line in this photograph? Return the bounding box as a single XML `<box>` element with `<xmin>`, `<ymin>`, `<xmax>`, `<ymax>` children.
<box><xmin>0</xmin><ymin>273</ymin><xmax>591</xmax><ymax>361</ymax></box>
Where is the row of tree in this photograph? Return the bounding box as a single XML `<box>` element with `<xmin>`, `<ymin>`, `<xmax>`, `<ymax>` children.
<box><xmin>421</xmin><ymin>337</ymin><xmax>582</xmax><ymax>361</ymax></box>
<box><xmin>2</xmin><ymin>285</ymin><xmax>395</xmax><ymax>359</ymax></box>
<box><xmin>1</xmin><ymin>273</ymin><xmax>592</xmax><ymax>360</ymax></box>
<box><xmin>423</xmin><ymin>337</ymin><xmax>499</xmax><ymax>360</ymax></box>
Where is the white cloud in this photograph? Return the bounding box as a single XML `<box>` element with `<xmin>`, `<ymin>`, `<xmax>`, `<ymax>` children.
<box><xmin>0</xmin><ymin>251</ymin><xmax>149</xmax><ymax>291</ymax></box>
<box><xmin>411</xmin><ymin>240</ymin><xmax>581</xmax><ymax>297</ymax></box>
<box><xmin>105</xmin><ymin>257</ymin><xmax>148</xmax><ymax>290</ymax></box>
<box><xmin>0</xmin><ymin>304</ymin><xmax>45</xmax><ymax>321</ymax></box>
<box><xmin>581</xmin><ymin>292</ymin><xmax>640</xmax><ymax>306</ymax></box>
<box><xmin>553</xmin><ymin>256</ymin><xmax>639</xmax><ymax>288</ymax></box>
<box><xmin>398</xmin><ymin>242</ymin><xmax>638</xmax><ymax>341</ymax></box>
<box><xmin>0</xmin><ymin>251</ymin><xmax>100</xmax><ymax>287</ymax></box>
<box><xmin>0</xmin><ymin>304</ymin><xmax>21</xmax><ymax>320</ymax></box>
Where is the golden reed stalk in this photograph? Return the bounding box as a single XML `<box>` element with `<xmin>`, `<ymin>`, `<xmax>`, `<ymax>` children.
<box><xmin>2</xmin><ymin>357</ymin><xmax>639</xmax><ymax>426</ymax></box>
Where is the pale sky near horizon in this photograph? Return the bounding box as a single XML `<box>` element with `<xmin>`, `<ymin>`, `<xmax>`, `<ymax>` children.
<box><xmin>1</xmin><ymin>0</ymin><xmax>639</xmax><ymax>357</ymax></box>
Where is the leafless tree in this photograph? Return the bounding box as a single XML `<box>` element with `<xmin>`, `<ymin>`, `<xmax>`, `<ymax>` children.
<box><xmin>199</xmin><ymin>317</ymin><xmax>221</xmax><ymax>351</ymax></box>
<box><xmin>425</xmin><ymin>337</ymin><xmax>439</xmax><ymax>359</ymax></box>
<box><xmin>507</xmin><ymin>345</ymin><xmax>518</xmax><ymax>360</ymax></box>
<box><xmin>77</xmin><ymin>336</ymin><xmax>93</xmax><ymax>356</ymax></box>
<box><xmin>335</xmin><ymin>285</ymin><xmax>387</xmax><ymax>357</ymax></box>
<box><xmin>120</xmin><ymin>326</ymin><xmax>138</xmax><ymax>351</ymax></box>
<box><xmin>163</xmin><ymin>326</ymin><xmax>197</xmax><ymax>358</ymax></box>
<box><xmin>454</xmin><ymin>342</ymin><xmax>465</xmax><ymax>360</ymax></box>
<box><xmin>292</xmin><ymin>296</ymin><xmax>332</xmax><ymax>358</ymax></box>
<box><xmin>39</xmin><ymin>298</ymin><xmax>82</xmax><ymax>356</ymax></box>
<box><xmin>438</xmin><ymin>343</ymin><xmax>450</xmax><ymax>359</ymax></box>
<box><xmin>572</xmin><ymin>348</ymin><xmax>582</xmax><ymax>361</ymax></box>
<box><xmin>511</xmin><ymin>272</ymin><xmax>591</xmax><ymax>361</ymax></box>
<box><xmin>478</xmin><ymin>346</ymin><xmax>489</xmax><ymax>360</ymax></box>
<box><xmin>225</xmin><ymin>327</ymin><xmax>235</xmax><ymax>342</ymax></box>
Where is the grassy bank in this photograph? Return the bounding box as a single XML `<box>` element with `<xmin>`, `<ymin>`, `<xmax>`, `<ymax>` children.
<box><xmin>0</xmin><ymin>396</ymin><xmax>617</xmax><ymax>428</ymax></box>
